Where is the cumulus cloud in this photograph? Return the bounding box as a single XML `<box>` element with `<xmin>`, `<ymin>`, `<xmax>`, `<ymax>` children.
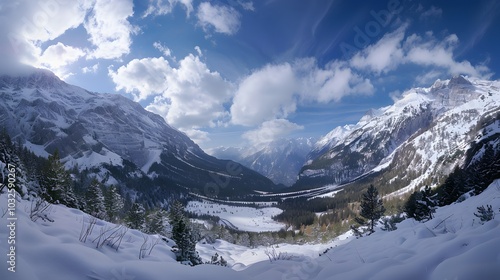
<box><xmin>0</xmin><ymin>0</ymin><xmax>137</xmax><ymax>76</ymax></box>
<box><xmin>197</xmin><ymin>2</ymin><xmax>241</xmax><ymax>35</ymax></box>
<box><xmin>84</xmin><ymin>0</ymin><xmax>137</xmax><ymax>59</ymax></box>
<box><xmin>38</xmin><ymin>42</ymin><xmax>85</xmax><ymax>78</ymax></box>
<box><xmin>143</xmin><ymin>0</ymin><xmax>194</xmax><ymax>18</ymax></box>
<box><xmin>242</xmin><ymin>119</ymin><xmax>303</xmax><ymax>146</ymax></box>
<box><xmin>109</xmin><ymin>53</ymin><xmax>233</xmax><ymax>141</ymax></box>
<box><xmin>231</xmin><ymin>63</ymin><xmax>297</xmax><ymax>126</ymax></box>
<box><xmin>230</xmin><ymin>59</ymin><xmax>374</xmax><ymax>127</ymax></box>
<box><xmin>0</xmin><ymin>0</ymin><xmax>92</xmax><ymax>73</ymax></box>
<box><xmin>109</xmin><ymin>56</ymin><xmax>172</xmax><ymax>101</ymax></box>
<box><xmin>39</xmin><ymin>42</ymin><xmax>85</xmax><ymax>68</ymax></box>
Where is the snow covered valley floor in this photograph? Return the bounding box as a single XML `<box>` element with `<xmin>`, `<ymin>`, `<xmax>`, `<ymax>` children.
<box><xmin>1</xmin><ymin>180</ymin><xmax>500</xmax><ymax>280</ymax></box>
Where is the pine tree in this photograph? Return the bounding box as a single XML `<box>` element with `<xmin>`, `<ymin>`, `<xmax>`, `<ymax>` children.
<box><xmin>146</xmin><ymin>209</ymin><xmax>166</xmax><ymax>235</ymax></box>
<box><xmin>474</xmin><ymin>205</ymin><xmax>495</xmax><ymax>223</ymax></box>
<box><xmin>127</xmin><ymin>202</ymin><xmax>146</xmax><ymax>230</ymax></box>
<box><xmin>104</xmin><ymin>185</ymin><xmax>124</xmax><ymax>222</ymax></box>
<box><xmin>85</xmin><ymin>179</ymin><xmax>106</xmax><ymax>219</ymax></box>
<box><xmin>356</xmin><ymin>185</ymin><xmax>385</xmax><ymax>235</ymax></box>
<box><xmin>40</xmin><ymin>150</ymin><xmax>78</xmax><ymax>208</ymax></box>
<box><xmin>168</xmin><ymin>201</ymin><xmax>202</xmax><ymax>265</ymax></box>
<box><xmin>404</xmin><ymin>186</ymin><xmax>437</xmax><ymax>222</ymax></box>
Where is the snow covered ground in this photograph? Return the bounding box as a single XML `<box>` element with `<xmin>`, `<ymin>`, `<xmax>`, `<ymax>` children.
<box><xmin>1</xmin><ymin>180</ymin><xmax>500</xmax><ymax>280</ymax></box>
<box><xmin>186</xmin><ymin>200</ymin><xmax>285</xmax><ymax>232</ymax></box>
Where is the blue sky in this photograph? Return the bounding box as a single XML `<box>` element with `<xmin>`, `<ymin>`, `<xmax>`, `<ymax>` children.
<box><xmin>1</xmin><ymin>0</ymin><xmax>499</xmax><ymax>150</ymax></box>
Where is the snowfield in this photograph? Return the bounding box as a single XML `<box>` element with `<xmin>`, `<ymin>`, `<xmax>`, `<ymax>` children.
<box><xmin>186</xmin><ymin>200</ymin><xmax>285</xmax><ymax>232</ymax></box>
<box><xmin>1</xmin><ymin>180</ymin><xmax>500</xmax><ymax>279</ymax></box>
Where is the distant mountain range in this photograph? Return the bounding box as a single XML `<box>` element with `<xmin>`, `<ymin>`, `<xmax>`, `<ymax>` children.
<box><xmin>208</xmin><ymin>137</ymin><xmax>314</xmax><ymax>186</ymax></box>
<box><xmin>0</xmin><ymin>67</ymin><xmax>278</xmax><ymax>201</ymax></box>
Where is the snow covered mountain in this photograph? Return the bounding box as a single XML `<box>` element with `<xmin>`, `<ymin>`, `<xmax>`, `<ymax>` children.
<box><xmin>209</xmin><ymin>138</ymin><xmax>314</xmax><ymax>186</ymax></box>
<box><xmin>298</xmin><ymin>76</ymin><xmax>500</xmax><ymax>191</ymax></box>
<box><xmin>0</xmin><ymin>68</ymin><xmax>277</xmax><ymax>198</ymax></box>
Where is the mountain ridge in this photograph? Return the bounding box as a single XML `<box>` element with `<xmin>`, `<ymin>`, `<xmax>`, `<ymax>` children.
<box><xmin>0</xmin><ymin>67</ymin><xmax>278</xmax><ymax>200</ymax></box>
<box><xmin>297</xmin><ymin>75</ymin><xmax>500</xmax><ymax>191</ymax></box>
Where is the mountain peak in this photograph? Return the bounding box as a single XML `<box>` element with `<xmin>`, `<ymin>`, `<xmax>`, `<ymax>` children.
<box><xmin>0</xmin><ymin>66</ymin><xmax>65</xmax><ymax>90</ymax></box>
<box><xmin>431</xmin><ymin>75</ymin><xmax>473</xmax><ymax>91</ymax></box>
<box><xmin>448</xmin><ymin>75</ymin><xmax>472</xmax><ymax>87</ymax></box>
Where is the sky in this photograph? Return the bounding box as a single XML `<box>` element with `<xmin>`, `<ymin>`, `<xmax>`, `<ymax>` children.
<box><xmin>1</xmin><ymin>0</ymin><xmax>499</xmax><ymax>151</ymax></box>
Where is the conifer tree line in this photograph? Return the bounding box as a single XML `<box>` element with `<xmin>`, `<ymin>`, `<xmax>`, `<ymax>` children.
<box><xmin>0</xmin><ymin>131</ymin><xmax>172</xmax><ymax>235</ymax></box>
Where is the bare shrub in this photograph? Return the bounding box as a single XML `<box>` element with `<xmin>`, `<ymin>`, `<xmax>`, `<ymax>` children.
<box><xmin>29</xmin><ymin>197</ymin><xmax>53</xmax><ymax>222</ymax></box>
<box><xmin>93</xmin><ymin>225</ymin><xmax>128</xmax><ymax>250</ymax></box>
<box><xmin>264</xmin><ymin>245</ymin><xmax>294</xmax><ymax>263</ymax></box>
<box><xmin>79</xmin><ymin>215</ymin><xmax>97</xmax><ymax>243</ymax></box>
<box><xmin>139</xmin><ymin>235</ymin><xmax>162</xmax><ymax>259</ymax></box>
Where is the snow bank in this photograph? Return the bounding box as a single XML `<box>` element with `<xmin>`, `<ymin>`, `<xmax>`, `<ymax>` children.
<box><xmin>1</xmin><ymin>180</ymin><xmax>500</xmax><ymax>279</ymax></box>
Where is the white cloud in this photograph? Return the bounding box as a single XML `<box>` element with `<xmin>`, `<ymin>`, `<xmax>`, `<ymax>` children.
<box><xmin>347</xmin><ymin>26</ymin><xmax>491</xmax><ymax>79</ymax></box>
<box><xmin>153</xmin><ymin>41</ymin><xmax>174</xmax><ymax>59</ymax></box>
<box><xmin>197</xmin><ymin>2</ymin><xmax>241</xmax><ymax>35</ymax></box>
<box><xmin>0</xmin><ymin>0</ymin><xmax>92</xmax><ymax>73</ymax></box>
<box><xmin>231</xmin><ymin>63</ymin><xmax>297</xmax><ymax>126</ymax></box>
<box><xmin>109</xmin><ymin>53</ymin><xmax>233</xmax><ymax>137</ymax></box>
<box><xmin>143</xmin><ymin>0</ymin><xmax>194</xmax><ymax>18</ymax></box>
<box><xmin>84</xmin><ymin>0</ymin><xmax>137</xmax><ymax>59</ymax></box>
<box><xmin>420</xmin><ymin>6</ymin><xmax>442</xmax><ymax>19</ymax></box>
<box><xmin>299</xmin><ymin>59</ymin><xmax>374</xmax><ymax>103</ymax></box>
<box><xmin>182</xmin><ymin>129</ymin><xmax>211</xmax><ymax>144</ymax></box>
<box><xmin>0</xmin><ymin>0</ymin><xmax>138</xmax><ymax>75</ymax></box>
<box><xmin>38</xmin><ymin>42</ymin><xmax>85</xmax><ymax>78</ymax></box>
<box><xmin>39</xmin><ymin>42</ymin><xmax>85</xmax><ymax>69</ymax></box>
<box><xmin>350</xmin><ymin>27</ymin><xmax>406</xmax><ymax>74</ymax></box>
<box><xmin>404</xmin><ymin>33</ymin><xmax>490</xmax><ymax>78</ymax></box>
<box><xmin>238</xmin><ymin>1</ymin><xmax>255</xmax><ymax>11</ymax></box>
<box><xmin>109</xmin><ymin>57</ymin><xmax>172</xmax><ymax>101</ymax></box>
<box><xmin>231</xmin><ymin>59</ymin><xmax>374</xmax><ymax>127</ymax></box>
<box><xmin>194</xmin><ymin>46</ymin><xmax>203</xmax><ymax>56</ymax></box>
<box><xmin>389</xmin><ymin>90</ymin><xmax>402</xmax><ymax>102</ymax></box>
<box><xmin>242</xmin><ymin>119</ymin><xmax>303</xmax><ymax>146</ymax></box>
<box><xmin>414</xmin><ymin>70</ymin><xmax>443</xmax><ymax>86</ymax></box>
<box><xmin>82</xmin><ymin>63</ymin><xmax>99</xmax><ymax>74</ymax></box>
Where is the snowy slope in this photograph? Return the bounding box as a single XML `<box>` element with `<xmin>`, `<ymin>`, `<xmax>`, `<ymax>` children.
<box><xmin>1</xmin><ymin>179</ymin><xmax>499</xmax><ymax>280</ymax></box>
